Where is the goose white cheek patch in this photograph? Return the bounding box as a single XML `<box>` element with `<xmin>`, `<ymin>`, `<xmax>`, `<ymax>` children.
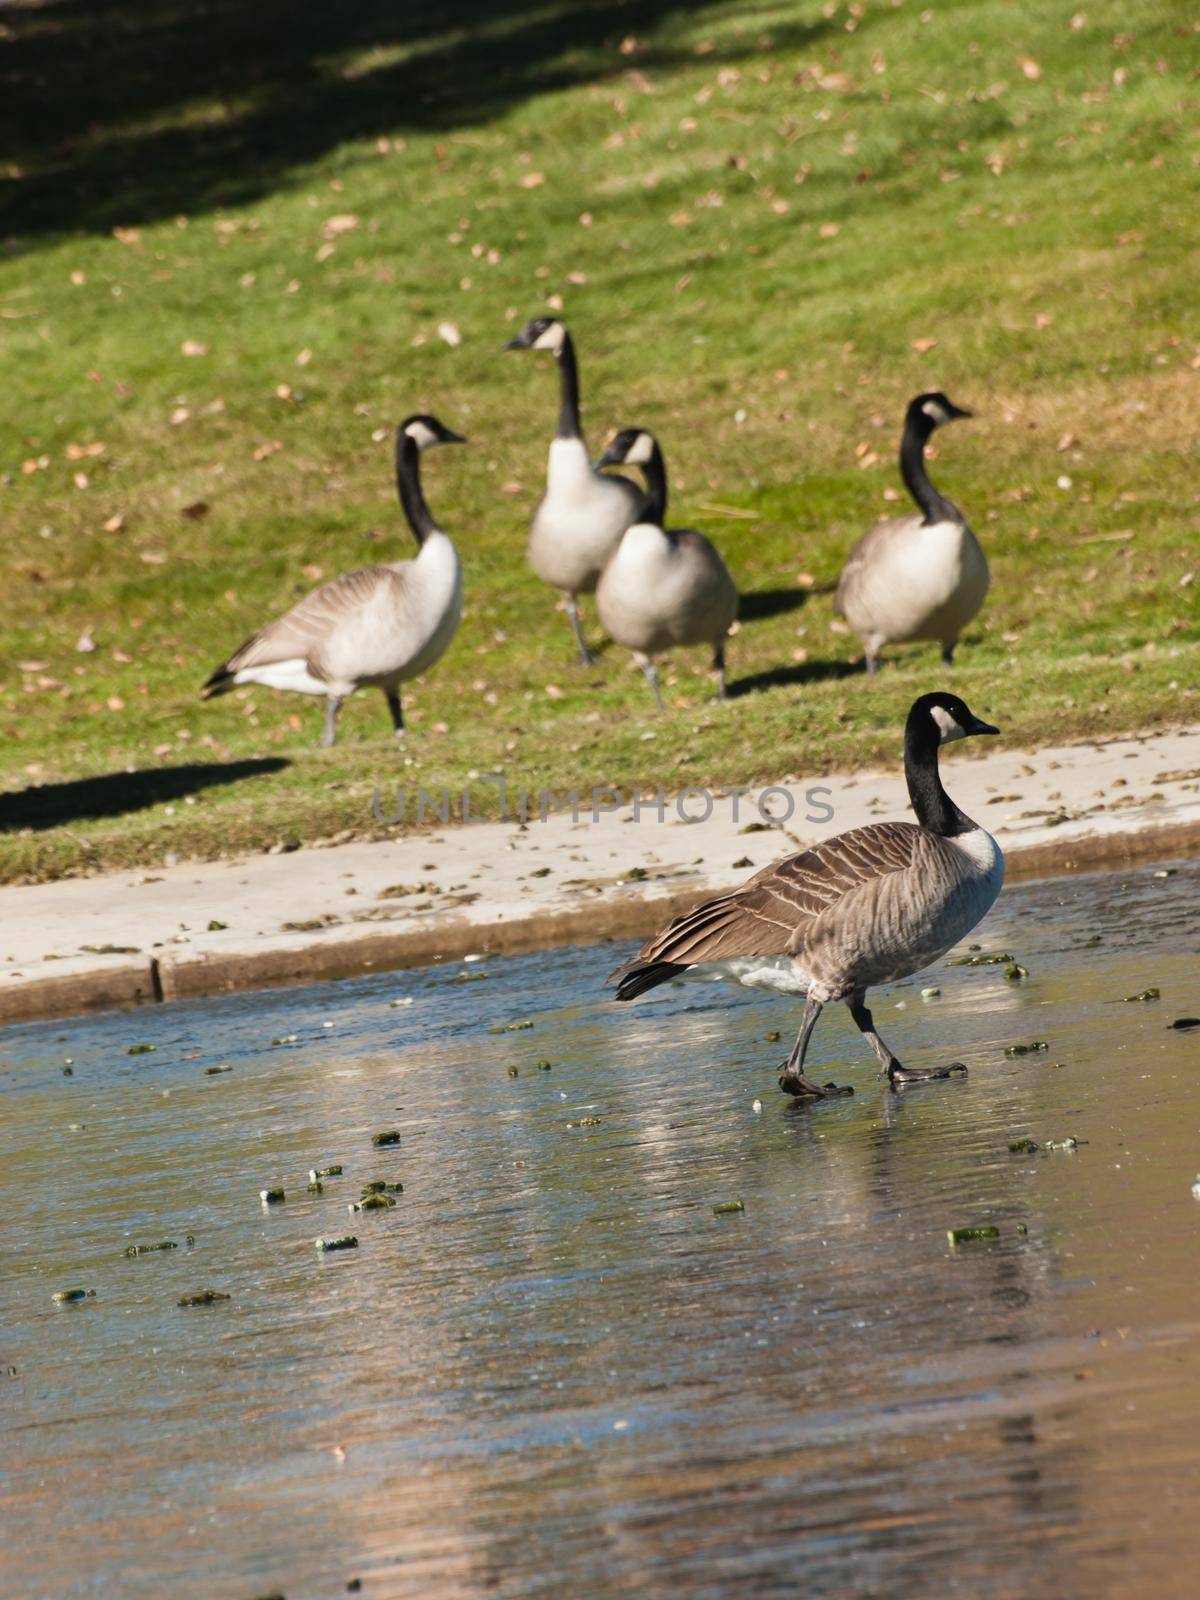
<box><xmin>405</xmin><ymin>421</ymin><xmax>439</xmax><ymax>451</ymax></box>
<box><xmin>533</xmin><ymin>323</ymin><xmax>566</xmax><ymax>353</ymax></box>
<box><xmin>931</xmin><ymin>705</ymin><xmax>966</xmax><ymax>743</ymax></box>
<box><xmin>624</xmin><ymin>432</ymin><xmax>655</xmax><ymax>466</ymax></box>
<box><xmin>922</xmin><ymin>400</ymin><xmax>949</xmax><ymax>425</ymax></box>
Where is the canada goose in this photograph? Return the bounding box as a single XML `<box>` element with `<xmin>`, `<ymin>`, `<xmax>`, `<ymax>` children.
<box><xmin>503</xmin><ymin>316</ymin><xmax>643</xmax><ymax>664</ymax></box>
<box><xmin>609</xmin><ymin>691</ymin><xmax>1003</xmax><ymax>1097</ymax></box>
<box><xmin>835</xmin><ymin>393</ymin><xmax>988</xmax><ymax>673</ymax></box>
<box><xmin>202</xmin><ymin>414</ymin><xmax>465</xmax><ymax>747</ymax></box>
<box><xmin>594</xmin><ymin>428</ymin><xmax>738</xmax><ymax>708</ymax></box>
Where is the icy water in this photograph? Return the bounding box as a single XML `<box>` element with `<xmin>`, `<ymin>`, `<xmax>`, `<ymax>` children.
<box><xmin>4</xmin><ymin>861</ymin><xmax>1200</xmax><ymax>1600</ymax></box>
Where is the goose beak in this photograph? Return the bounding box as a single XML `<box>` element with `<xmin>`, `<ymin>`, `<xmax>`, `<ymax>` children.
<box><xmin>594</xmin><ymin>443</ymin><xmax>621</xmax><ymax>470</ymax></box>
<box><xmin>967</xmin><ymin>714</ymin><xmax>999</xmax><ymax>736</ymax></box>
<box><xmin>949</xmin><ymin>402</ymin><xmax>974</xmax><ymax>421</ymax></box>
<box><xmin>502</xmin><ymin>332</ymin><xmax>530</xmax><ymax>351</ymax></box>
<box><xmin>442</xmin><ymin>428</ymin><xmax>468</xmax><ymax>445</ymax></box>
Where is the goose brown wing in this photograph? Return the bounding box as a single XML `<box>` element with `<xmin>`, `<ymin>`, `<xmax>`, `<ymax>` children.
<box><xmin>609</xmin><ymin>822</ymin><xmax>922</xmax><ymax>998</ymax></box>
<box><xmin>203</xmin><ymin>566</ymin><xmax>392</xmax><ymax>690</ymax></box>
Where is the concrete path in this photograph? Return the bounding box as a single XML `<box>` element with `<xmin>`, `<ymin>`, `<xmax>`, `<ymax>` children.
<box><xmin>3</xmin><ymin>726</ymin><xmax>1198</xmax><ymax>1024</ymax></box>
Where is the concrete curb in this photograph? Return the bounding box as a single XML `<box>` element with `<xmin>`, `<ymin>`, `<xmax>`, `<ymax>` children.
<box><xmin>3</xmin><ymin>815</ymin><xmax>1196</xmax><ymax>1027</ymax></box>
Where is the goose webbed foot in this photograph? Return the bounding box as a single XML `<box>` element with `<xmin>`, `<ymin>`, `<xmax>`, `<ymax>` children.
<box><xmin>778</xmin><ymin>1067</ymin><xmax>854</xmax><ymax>1099</ymax></box>
<box><xmin>887</xmin><ymin>1058</ymin><xmax>968</xmax><ymax>1087</ymax></box>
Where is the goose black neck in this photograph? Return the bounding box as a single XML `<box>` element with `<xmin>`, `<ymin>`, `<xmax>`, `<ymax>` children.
<box><xmin>904</xmin><ymin>713</ymin><xmax>976</xmax><ymax>838</ymax></box>
<box><xmin>639</xmin><ymin>440</ymin><xmax>667</xmax><ymax>525</ymax></box>
<box><xmin>900</xmin><ymin>411</ymin><xmax>959</xmax><ymax>526</ymax></box>
<box><xmin>555</xmin><ymin>333</ymin><xmax>582</xmax><ymax>440</ymax></box>
<box><xmin>395</xmin><ymin>434</ymin><xmax>438</xmax><ymax>547</ymax></box>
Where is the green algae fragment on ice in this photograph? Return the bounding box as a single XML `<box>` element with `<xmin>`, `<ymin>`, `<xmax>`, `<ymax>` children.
<box><xmin>307</xmin><ymin>1180</ymin><xmax>324</xmax><ymax>1194</ymax></box>
<box><xmin>1004</xmin><ymin>964</ymin><xmax>1029</xmax><ymax>981</ymax></box>
<box><xmin>52</xmin><ymin>1288</ymin><xmax>95</xmax><ymax>1303</ymax></box>
<box><xmin>372</xmin><ymin>1130</ymin><xmax>400</xmax><ymax>1147</ymax></box>
<box><xmin>1045</xmin><ymin>1137</ymin><xmax>1081</xmax><ymax>1151</ymax></box>
<box><xmin>309</xmin><ymin>1165</ymin><xmax>343</xmax><ymax>1180</ymax></box>
<box><xmin>259</xmin><ymin>1188</ymin><xmax>285</xmax><ymax>1204</ymax></box>
<box><xmin>1005</xmin><ymin>1041</ymin><xmax>1050</xmax><ymax>1057</ymax></box>
<box><xmin>488</xmin><ymin>1020</ymin><xmax>534</xmax><ymax>1034</ymax></box>
<box><xmin>507</xmin><ymin>1065</ymin><xmax>519</xmax><ymax>1077</ymax></box>
<box><xmin>1008</xmin><ymin>1138</ymin><xmax>1040</xmax><ymax>1154</ymax></box>
<box><xmin>948</xmin><ymin>952</ymin><xmax>1013</xmax><ymax>967</ymax></box>
<box><xmin>535</xmin><ymin>1059</ymin><xmax>553</xmax><ymax>1071</ymax></box>
<box><xmin>178</xmin><ymin>1290</ymin><xmax>230</xmax><ymax>1306</ymax></box>
<box><xmin>205</xmin><ymin>1064</ymin><xmax>232</xmax><ymax>1075</ymax></box>
<box><xmin>123</xmin><ymin>1240</ymin><xmax>177</xmax><ymax>1256</ymax></box>
<box><xmin>713</xmin><ymin>1199</ymin><xmax>745</xmax><ymax>1215</ymax></box>
<box><xmin>350</xmin><ymin>1194</ymin><xmax>395</xmax><ymax>1212</ymax></box>
<box><xmin>127</xmin><ymin>1043</ymin><xmax>156</xmax><ymax>1055</ymax></box>
<box><xmin>948</xmin><ymin>1226</ymin><xmax>999</xmax><ymax>1244</ymax></box>
<box><xmin>316</xmin><ymin>1236</ymin><xmax>358</xmax><ymax>1252</ymax></box>
<box><xmin>1123</xmin><ymin>988</ymin><xmax>1160</xmax><ymax>1002</ymax></box>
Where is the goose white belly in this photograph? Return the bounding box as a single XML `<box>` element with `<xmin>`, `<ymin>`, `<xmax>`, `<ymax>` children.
<box><xmin>597</xmin><ymin>523</ymin><xmax>737</xmax><ymax>653</ymax></box>
<box><xmin>529</xmin><ymin>438</ymin><xmax>640</xmax><ymax>593</ymax></box>
<box><xmin>842</xmin><ymin>517</ymin><xmax>989</xmax><ymax>645</ymax></box>
<box><xmin>233</xmin><ymin>659</ymin><xmax>329</xmax><ymax>696</ymax></box>
<box><xmin>350</xmin><ymin>534</ymin><xmax>462</xmax><ymax>689</ymax></box>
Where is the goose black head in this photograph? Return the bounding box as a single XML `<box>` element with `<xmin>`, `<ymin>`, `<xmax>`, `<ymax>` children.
<box><xmin>910</xmin><ymin>691</ymin><xmax>999</xmax><ymax>747</ymax></box>
<box><xmin>595</xmin><ymin>427</ymin><xmax>656</xmax><ymax>471</ymax></box>
<box><xmin>908</xmin><ymin>391</ymin><xmax>972</xmax><ymax>435</ymax></box>
<box><xmin>398</xmin><ymin>414</ymin><xmax>467</xmax><ymax>451</ymax></box>
<box><xmin>503</xmin><ymin>315</ymin><xmax>567</xmax><ymax>354</ymax></box>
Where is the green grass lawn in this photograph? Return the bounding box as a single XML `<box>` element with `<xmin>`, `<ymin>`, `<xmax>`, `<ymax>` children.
<box><xmin>1</xmin><ymin>0</ymin><xmax>1196</xmax><ymax>881</ymax></box>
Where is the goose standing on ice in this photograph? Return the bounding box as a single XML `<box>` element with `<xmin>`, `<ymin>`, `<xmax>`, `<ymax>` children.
<box><xmin>594</xmin><ymin>428</ymin><xmax>737</xmax><ymax>707</ymax></box>
<box><xmin>202</xmin><ymin>414</ymin><xmax>466</xmax><ymax>747</ymax></box>
<box><xmin>836</xmin><ymin>393</ymin><xmax>988</xmax><ymax>673</ymax></box>
<box><xmin>504</xmin><ymin>316</ymin><xmax>643</xmax><ymax>664</ymax></box>
<box><xmin>609</xmin><ymin>692</ymin><xmax>1004</xmax><ymax>1097</ymax></box>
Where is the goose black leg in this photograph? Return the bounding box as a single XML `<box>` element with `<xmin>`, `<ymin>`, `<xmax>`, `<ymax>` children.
<box><xmin>386</xmin><ymin>690</ymin><xmax>405</xmax><ymax>740</ymax></box>
<box><xmin>713</xmin><ymin>639</ymin><xmax>728</xmax><ymax>700</ymax></box>
<box><xmin>564</xmin><ymin>592</ymin><xmax>595</xmax><ymax>666</ymax></box>
<box><xmin>320</xmin><ymin>695</ymin><xmax>343</xmax><ymax>749</ymax></box>
<box><xmin>941</xmin><ymin>641</ymin><xmax>956</xmax><ymax>668</ymax></box>
<box><xmin>847</xmin><ymin>990</ymin><xmax>967</xmax><ymax>1086</ymax></box>
<box><xmin>778</xmin><ymin>996</ymin><xmax>854</xmax><ymax>1098</ymax></box>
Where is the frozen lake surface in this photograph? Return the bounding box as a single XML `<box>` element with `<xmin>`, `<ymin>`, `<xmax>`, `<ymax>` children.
<box><xmin>4</xmin><ymin>859</ymin><xmax>1200</xmax><ymax>1599</ymax></box>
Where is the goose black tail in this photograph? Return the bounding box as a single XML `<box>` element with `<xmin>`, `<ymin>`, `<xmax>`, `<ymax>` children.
<box><xmin>608</xmin><ymin>959</ymin><xmax>687</xmax><ymax>1002</ymax></box>
<box><xmin>201</xmin><ymin>665</ymin><xmax>234</xmax><ymax>699</ymax></box>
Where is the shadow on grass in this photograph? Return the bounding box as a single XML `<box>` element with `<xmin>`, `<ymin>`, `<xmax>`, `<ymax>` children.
<box><xmin>0</xmin><ymin>758</ymin><xmax>290</xmax><ymax>831</ymax></box>
<box><xmin>0</xmin><ymin>0</ymin><xmax>845</xmax><ymax>240</ymax></box>
<box><xmin>729</xmin><ymin>658</ymin><xmax>859</xmax><ymax>698</ymax></box>
<box><xmin>737</xmin><ymin>587</ymin><xmax>823</xmax><ymax>624</ymax></box>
